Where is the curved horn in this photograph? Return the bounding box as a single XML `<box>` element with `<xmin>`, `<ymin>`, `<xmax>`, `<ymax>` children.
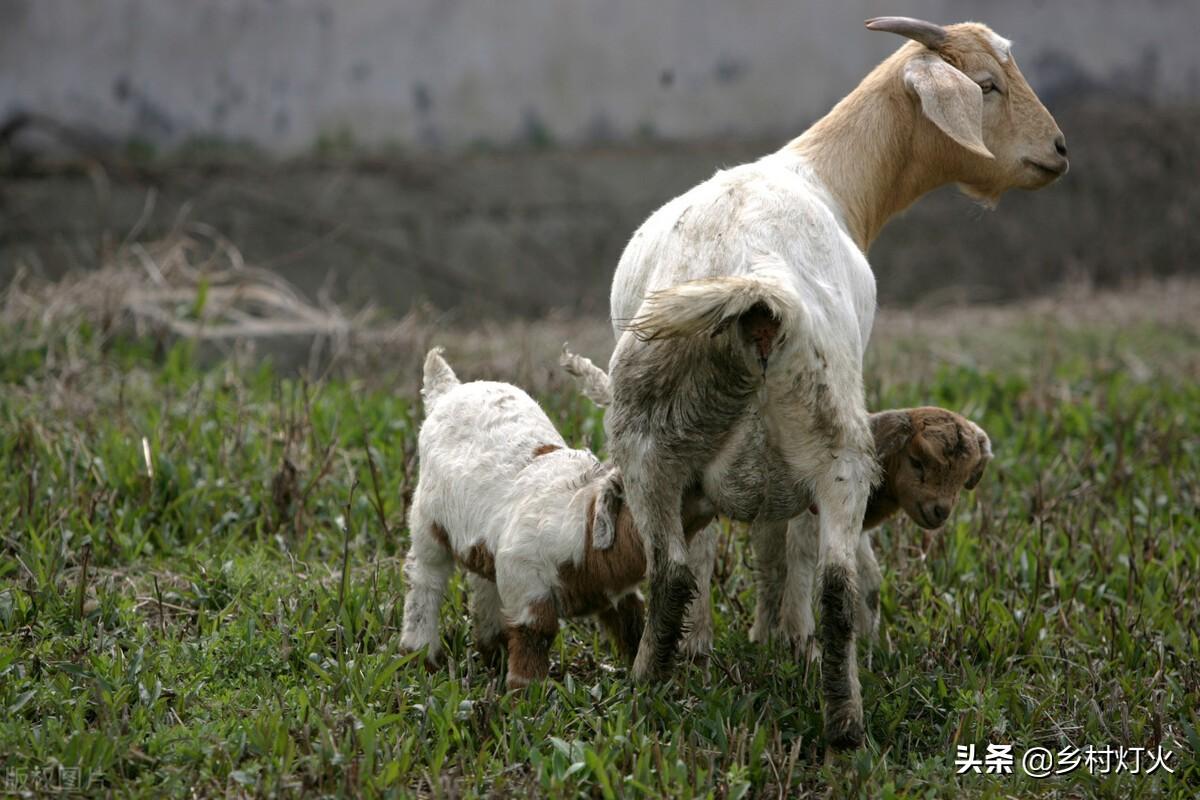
<box><xmin>865</xmin><ymin>16</ymin><xmax>947</xmax><ymax>50</ymax></box>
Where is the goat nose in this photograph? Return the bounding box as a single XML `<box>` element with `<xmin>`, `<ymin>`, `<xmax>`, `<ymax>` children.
<box><xmin>933</xmin><ymin>503</ymin><xmax>950</xmax><ymax>524</ymax></box>
<box><xmin>1054</xmin><ymin>135</ymin><xmax>1067</xmax><ymax>157</ymax></box>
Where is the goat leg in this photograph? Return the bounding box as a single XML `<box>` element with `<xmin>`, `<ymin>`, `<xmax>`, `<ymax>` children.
<box><xmin>679</xmin><ymin>523</ymin><xmax>719</xmax><ymax>657</ymax></box>
<box><xmin>599</xmin><ymin>592</ymin><xmax>645</xmax><ymax>665</ymax></box>
<box><xmin>780</xmin><ymin>514</ymin><xmax>821</xmax><ymax>659</ymax></box>
<box><xmin>748</xmin><ymin>518</ymin><xmax>789</xmax><ymax>643</ymax></box>
<box><xmin>635</xmin><ymin>548</ymin><xmax>698</xmax><ymax>680</ymax></box>
<box><xmin>505</xmin><ymin>597</ymin><xmax>558</xmax><ymax>690</ymax></box>
<box><xmin>467</xmin><ymin>573</ymin><xmax>507</xmax><ymax>670</ymax></box>
<box><xmin>855</xmin><ymin>531</ymin><xmax>882</xmax><ymax>645</ymax></box>
<box><xmin>819</xmin><ymin>560</ymin><xmax>864</xmax><ymax>749</ymax></box>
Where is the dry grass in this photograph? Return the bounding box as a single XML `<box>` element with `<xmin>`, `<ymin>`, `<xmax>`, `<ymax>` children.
<box><xmin>5</xmin><ymin>226</ymin><xmax>1198</xmax><ymax>396</ymax></box>
<box><xmin>2</xmin><ymin>223</ymin><xmax>427</xmax><ymax>374</ymax></box>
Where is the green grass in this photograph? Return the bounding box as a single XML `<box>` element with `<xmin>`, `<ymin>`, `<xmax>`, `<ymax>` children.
<box><xmin>1</xmin><ymin>310</ymin><xmax>1197</xmax><ymax>798</ymax></box>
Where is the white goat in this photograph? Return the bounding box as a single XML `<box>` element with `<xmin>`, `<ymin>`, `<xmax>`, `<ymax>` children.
<box><xmin>399</xmin><ymin>349</ymin><xmax>712</xmax><ymax>689</ymax></box>
<box><xmin>603</xmin><ymin>17</ymin><xmax>1064</xmax><ymax>750</ymax></box>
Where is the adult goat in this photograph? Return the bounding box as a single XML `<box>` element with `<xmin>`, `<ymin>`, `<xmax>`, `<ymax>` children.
<box><xmin>605</xmin><ymin>17</ymin><xmax>1065</xmax><ymax>750</ymax></box>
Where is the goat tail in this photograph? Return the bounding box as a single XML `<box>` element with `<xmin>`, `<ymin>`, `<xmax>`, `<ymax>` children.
<box><xmin>560</xmin><ymin>344</ymin><xmax>612</xmax><ymax>407</ymax></box>
<box><xmin>621</xmin><ymin>275</ymin><xmax>798</xmax><ymax>343</ymax></box>
<box><xmin>420</xmin><ymin>347</ymin><xmax>460</xmax><ymax>413</ymax></box>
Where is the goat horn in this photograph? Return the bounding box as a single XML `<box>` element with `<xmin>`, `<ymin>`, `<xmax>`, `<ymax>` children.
<box><xmin>864</xmin><ymin>16</ymin><xmax>947</xmax><ymax>50</ymax></box>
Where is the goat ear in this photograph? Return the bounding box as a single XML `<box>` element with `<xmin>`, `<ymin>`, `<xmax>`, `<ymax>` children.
<box><xmin>904</xmin><ymin>54</ymin><xmax>994</xmax><ymax>160</ymax></box>
<box><xmin>592</xmin><ymin>470</ymin><xmax>624</xmax><ymax>550</ymax></box>
<box><xmin>964</xmin><ymin>421</ymin><xmax>993</xmax><ymax>490</ymax></box>
<box><xmin>869</xmin><ymin>410</ymin><xmax>914</xmax><ymax>460</ymax></box>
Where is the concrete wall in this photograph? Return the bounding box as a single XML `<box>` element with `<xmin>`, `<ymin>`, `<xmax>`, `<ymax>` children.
<box><xmin>3</xmin><ymin>0</ymin><xmax>1198</xmax><ymax>154</ymax></box>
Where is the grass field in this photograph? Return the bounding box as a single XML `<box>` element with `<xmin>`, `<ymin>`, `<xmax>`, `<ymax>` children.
<box><xmin>1</xmin><ymin>282</ymin><xmax>1198</xmax><ymax>797</ymax></box>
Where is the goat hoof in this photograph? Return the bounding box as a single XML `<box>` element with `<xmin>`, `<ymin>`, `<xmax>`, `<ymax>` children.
<box><xmin>679</xmin><ymin>630</ymin><xmax>713</xmax><ymax>659</ymax></box>
<box><xmin>793</xmin><ymin>636</ymin><xmax>821</xmax><ymax>664</ymax></box>
<box><xmin>826</xmin><ymin>716</ymin><xmax>865</xmax><ymax>751</ymax></box>
<box><xmin>679</xmin><ymin>641</ymin><xmax>712</xmax><ymax>662</ymax></box>
<box><xmin>632</xmin><ymin>646</ymin><xmax>676</xmax><ymax>682</ymax></box>
<box><xmin>399</xmin><ymin>644</ymin><xmax>442</xmax><ymax>672</ymax></box>
<box><xmin>476</xmin><ymin>641</ymin><xmax>506</xmax><ymax>672</ymax></box>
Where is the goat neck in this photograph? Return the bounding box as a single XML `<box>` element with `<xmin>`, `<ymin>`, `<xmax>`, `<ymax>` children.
<box><xmin>783</xmin><ymin>44</ymin><xmax>956</xmax><ymax>253</ymax></box>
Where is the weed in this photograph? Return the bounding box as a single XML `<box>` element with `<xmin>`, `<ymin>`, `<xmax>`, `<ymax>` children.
<box><xmin>0</xmin><ymin>289</ymin><xmax>1197</xmax><ymax>796</ymax></box>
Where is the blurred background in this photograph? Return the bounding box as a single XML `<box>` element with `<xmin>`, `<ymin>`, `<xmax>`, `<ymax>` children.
<box><xmin>2</xmin><ymin>0</ymin><xmax>1197</xmax><ymax>323</ymax></box>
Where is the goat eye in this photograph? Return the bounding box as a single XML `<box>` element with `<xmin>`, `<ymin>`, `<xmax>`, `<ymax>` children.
<box><xmin>908</xmin><ymin>455</ymin><xmax>924</xmax><ymax>474</ymax></box>
<box><xmin>979</xmin><ymin>79</ymin><xmax>997</xmax><ymax>94</ymax></box>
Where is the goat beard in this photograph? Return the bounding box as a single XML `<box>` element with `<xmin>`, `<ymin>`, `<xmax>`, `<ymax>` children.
<box><xmin>957</xmin><ymin>181</ymin><xmax>1002</xmax><ymax>209</ymax></box>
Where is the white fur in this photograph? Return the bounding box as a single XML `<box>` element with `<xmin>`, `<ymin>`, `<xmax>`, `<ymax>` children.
<box><xmin>608</xmin><ymin>151</ymin><xmax>879</xmax><ymax>612</ymax></box>
<box><xmin>598</xmin><ymin>23</ymin><xmax>1047</xmax><ymax>747</ymax></box>
<box><xmin>400</xmin><ymin>351</ymin><xmax>639</xmax><ymax>665</ymax></box>
<box><xmin>560</xmin><ymin>344</ymin><xmax>612</xmax><ymax>407</ymax></box>
<box><xmin>610</xmin><ymin>158</ymin><xmax>876</xmax><ymax>348</ymax></box>
<box><xmin>609</xmin><ymin>156</ymin><xmax>880</xmax><ymax>572</ymax></box>
<box><xmin>985</xmin><ymin>31</ymin><xmax>1012</xmax><ymax>63</ymax></box>
<box><xmin>558</xmin><ymin>348</ymin><xmax>881</xmax><ymax>655</ymax></box>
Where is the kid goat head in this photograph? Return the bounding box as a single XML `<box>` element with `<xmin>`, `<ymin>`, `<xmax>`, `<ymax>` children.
<box><xmin>866</xmin><ymin>407</ymin><xmax>993</xmax><ymax>530</ymax></box>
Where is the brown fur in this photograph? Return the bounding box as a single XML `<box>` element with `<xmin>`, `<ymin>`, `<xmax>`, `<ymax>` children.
<box><xmin>428</xmin><ymin>522</ymin><xmax>452</xmax><ymax>551</ymax></box>
<box><xmin>429</xmin><ymin>522</ymin><xmax>498</xmax><ymax>581</ymax></box>
<box><xmin>505</xmin><ymin>596</ymin><xmax>558</xmax><ymax>690</ymax></box>
<box><xmin>789</xmin><ymin>22</ymin><xmax>1065</xmax><ymax>251</ymax></box>
<box><xmin>866</xmin><ymin>407</ymin><xmax>991</xmax><ymax>530</ymax></box>
<box><xmin>557</xmin><ymin>489</ymin><xmax>713</xmax><ymax>619</ymax></box>
<box><xmin>557</xmin><ymin>498</ymin><xmax>648</xmax><ymax>617</ymax></box>
<box><xmin>431</xmin><ymin>473</ymin><xmax>709</xmax><ymax>686</ymax></box>
<box><xmin>532</xmin><ymin>444</ymin><xmax>562</xmax><ymax>458</ymax></box>
<box><xmin>460</xmin><ymin>542</ymin><xmax>497</xmax><ymax>581</ymax></box>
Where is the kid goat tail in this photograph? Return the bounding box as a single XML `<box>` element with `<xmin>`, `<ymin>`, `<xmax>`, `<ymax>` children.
<box><xmin>560</xmin><ymin>344</ymin><xmax>613</xmax><ymax>407</ymax></box>
<box><xmin>420</xmin><ymin>347</ymin><xmax>460</xmax><ymax>412</ymax></box>
<box><xmin>620</xmin><ymin>275</ymin><xmax>798</xmax><ymax>344</ymax></box>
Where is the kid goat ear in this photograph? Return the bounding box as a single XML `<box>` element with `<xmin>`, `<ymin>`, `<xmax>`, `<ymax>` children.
<box><xmin>593</xmin><ymin>470</ymin><xmax>625</xmax><ymax>550</ymax></box>
<box><xmin>964</xmin><ymin>423</ymin><xmax>993</xmax><ymax>490</ymax></box>
<box><xmin>869</xmin><ymin>410</ymin><xmax>915</xmax><ymax>460</ymax></box>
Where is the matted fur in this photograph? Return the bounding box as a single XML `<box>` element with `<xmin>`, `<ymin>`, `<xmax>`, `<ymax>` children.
<box><xmin>819</xmin><ymin>564</ymin><xmax>863</xmax><ymax>749</ymax></box>
<box><xmin>603</xmin><ymin>17</ymin><xmax>1057</xmax><ymax>750</ymax></box>
<box><xmin>622</xmin><ymin>275</ymin><xmax>798</xmax><ymax>346</ymax></box>
<box><xmin>559</xmin><ymin>351</ymin><xmax>990</xmax><ymax>654</ymax></box>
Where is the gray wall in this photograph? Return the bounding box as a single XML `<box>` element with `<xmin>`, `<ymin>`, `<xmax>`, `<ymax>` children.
<box><xmin>4</xmin><ymin>0</ymin><xmax>1197</xmax><ymax>154</ymax></box>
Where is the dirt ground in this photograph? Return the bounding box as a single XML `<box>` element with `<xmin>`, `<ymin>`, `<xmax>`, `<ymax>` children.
<box><xmin>2</xmin><ymin>103</ymin><xmax>1197</xmax><ymax>321</ymax></box>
